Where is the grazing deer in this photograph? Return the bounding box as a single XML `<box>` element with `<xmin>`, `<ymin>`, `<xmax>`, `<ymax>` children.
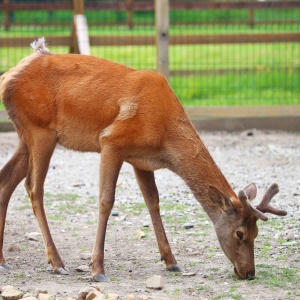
<box><xmin>0</xmin><ymin>38</ymin><xmax>287</xmax><ymax>282</ymax></box>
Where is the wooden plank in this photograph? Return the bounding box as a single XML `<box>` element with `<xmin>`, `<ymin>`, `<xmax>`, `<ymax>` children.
<box><xmin>185</xmin><ymin>106</ymin><xmax>300</xmax><ymax>118</ymax></box>
<box><xmin>1</xmin><ymin>1</ymin><xmax>299</xmax><ymax>11</ymax></box>
<box><xmin>155</xmin><ymin>0</ymin><xmax>169</xmax><ymax>80</ymax></box>
<box><xmin>1</xmin><ymin>33</ymin><xmax>300</xmax><ymax>48</ymax></box>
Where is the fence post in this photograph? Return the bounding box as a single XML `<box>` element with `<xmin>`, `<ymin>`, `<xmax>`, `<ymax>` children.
<box><xmin>3</xmin><ymin>0</ymin><xmax>11</xmax><ymax>31</ymax></box>
<box><xmin>126</xmin><ymin>0</ymin><xmax>135</xmax><ymax>30</ymax></box>
<box><xmin>70</xmin><ymin>0</ymin><xmax>90</xmax><ymax>55</ymax></box>
<box><xmin>155</xmin><ymin>0</ymin><xmax>169</xmax><ymax>81</ymax></box>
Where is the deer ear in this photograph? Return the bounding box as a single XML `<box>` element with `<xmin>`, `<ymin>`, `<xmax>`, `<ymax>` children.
<box><xmin>243</xmin><ymin>183</ymin><xmax>257</xmax><ymax>201</ymax></box>
<box><xmin>208</xmin><ymin>186</ymin><xmax>234</xmax><ymax>214</ymax></box>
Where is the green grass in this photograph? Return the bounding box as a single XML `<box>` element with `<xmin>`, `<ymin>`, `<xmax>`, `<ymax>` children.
<box><xmin>0</xmin><ymin>8</ymin><xmax>299</xmax><ymax>107</ymax></box>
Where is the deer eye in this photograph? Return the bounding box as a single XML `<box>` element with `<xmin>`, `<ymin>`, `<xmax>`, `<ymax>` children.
<box><xmin>236</xmin><ymin>231</ymin><xmax>244</xmax><ymax>240</ymax></box>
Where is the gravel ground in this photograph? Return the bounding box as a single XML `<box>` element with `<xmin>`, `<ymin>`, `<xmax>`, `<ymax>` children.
<box><xmin>0</xmin><ymin>130</ymin><xmax>299</xmax><ymax>300</ymax></box>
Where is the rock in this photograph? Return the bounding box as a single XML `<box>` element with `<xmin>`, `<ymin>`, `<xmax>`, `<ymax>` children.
<box><xmin>22</xmin><ymin>297</ymin><xmax>38</xmax><ymax>300</ymax></box>
<box><xmin>127</xmin><ymin>295</ymin><xmax>134</xmax><ymax>300</ymax></box>
<box><xmin>8</xmin><ymin>243</ymin><xmax>21</xmax><ymax>252</ymax></box>
<box><xmin>182</xmin><ymin>272</ymin><xmax>197</xmax><ymax>277</ymax></box>
<box><xmin>136</xmin><ymin>230</ymin><xmax>146</xmax><ymax>239</ymax></box>
<box><xmin>75</xmin><ymin>265</ymin><xmax>90</xmax><ymax>272</ymax></box>
<box><xmin>86</xmin><ymin>289</ymin><xmax>105</xmax><ymax>300</ymax></box>
<box><xmin>80</xmin><ymin>252</ymin><xmax>92</xmax><ymax>260</ymax></box>
<box><xmin>38</xmin><ymin>293</ymin><xmax>51</xmax><ymax>300</ymax></box>
<box><xmin>142</xmin><ymin>222</ymin><xmax>150</xmax><ymax>228</ymax></box>
<box><xmin>183</xmin><ymin>223</ymin><xmax>194</xmax><ymax>229</ymax></box>
<box><xmin>2</xmin><ymin>287</ymin><xmax>24</xmax><ymax>300</ymax></box>
<box><xmin>145</xmin><ymin>275</ymin><xmax>163</xmax><ymax>290</ymax></box>
<box><xmin>25</xmin><ymin>232</ymin><xmax>42</xmax><ymax>241</ymax></box>
<box><xmin>106</xmin><ymin>294</ymin><xmax>119</xmax><ymax>300</ymax></box>
<box><xmin>138</xmin><ymin>296</ymin><xmax>149</xmax><ymax>300</ymax></box>
<box><xmin>111</xmin><ymin>211</ymin><xmax>119</xmax><ymax>217</ymax></box>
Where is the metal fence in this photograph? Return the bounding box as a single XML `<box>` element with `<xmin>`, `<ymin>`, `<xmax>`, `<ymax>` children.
<box><xmin>0</xmin><ymin>0</ymin><xmax>299</xmax><ymax>117</ymax></box>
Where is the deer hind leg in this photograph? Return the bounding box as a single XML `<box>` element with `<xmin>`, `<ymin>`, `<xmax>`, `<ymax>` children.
<box><xmin>24</xmin><ymin>129</ymin><xmax>69</xmax><ymax>275</ymax></box>
<box><xmin>91</xmin><ymin>147</ymin><xmax>123</xmax><ymax>282</ymax></box>
<box><xmin>0</xmin><ymin>139</ymin><xmax>28</xmax><ymax>269</ymax></box>
<box><xmin>134</xmin><ymin>168</ymin><xmax>181</xmax><ymax>272</ymax></box>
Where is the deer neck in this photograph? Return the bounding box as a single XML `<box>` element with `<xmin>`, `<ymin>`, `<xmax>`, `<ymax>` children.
<box><xmin>167</xmin><ymin>122</ymin><xmax>236</xmax><ymax>220</ymax></box>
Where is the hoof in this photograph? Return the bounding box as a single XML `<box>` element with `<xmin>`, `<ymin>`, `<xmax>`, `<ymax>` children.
<box><xmin>167</xmin><ymin>264</ymin><xmax>182</xmax><ymax>272</ymax></box>
<box><xmin>54</xmin><ymin>267</ymin><xmax>70</xmax><ymax>275</ymax></box>
<box><xmin>0</xmin><ymin>263</ymin><xmax>12</xmax><ymax>270</ymax></box>
<box><xmin>93</xmin><ymin>274</ymin><xmax>110</xmax><ymax>282</ymax></box>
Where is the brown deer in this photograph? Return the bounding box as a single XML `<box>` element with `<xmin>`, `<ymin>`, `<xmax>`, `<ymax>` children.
<box><xmin>0</xmin><ymin>38</ymin><xmax>287</xmax><ymax>282</ymax></box>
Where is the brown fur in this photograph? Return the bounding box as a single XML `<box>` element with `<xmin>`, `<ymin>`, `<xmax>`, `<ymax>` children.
<box><xmin>0</xmin><ymin>39</ymin><xmax>286</xmax><ymax>281</ymax></box>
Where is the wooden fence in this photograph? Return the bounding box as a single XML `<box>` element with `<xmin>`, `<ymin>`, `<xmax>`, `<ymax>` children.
<box><xmin>0</xmin><ymin>0</ymin><xmax>300</xmax><ymax>120</ymax></box>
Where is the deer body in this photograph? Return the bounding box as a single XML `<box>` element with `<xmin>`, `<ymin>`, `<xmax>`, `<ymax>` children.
<box><xmin>0</xmin><ymin>38</ymin><xmax>286</xmax><ymax>281</ymax></box>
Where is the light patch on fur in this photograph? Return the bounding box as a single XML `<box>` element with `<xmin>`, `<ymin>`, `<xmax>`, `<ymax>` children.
<box><xmin>99</xmin><ymin>97</ymin><xmax>139</xmax><ymax>139</ymax></box>
<box><xmin>116</xmin><ymin>97</ymin><xmax>139</xmax><ymax>121</ymax></box>
<box><xmin>30</xmin><ymin>37</ymin><xmax>51</xmax><ymax>55</ymax></box>
<box><xmin>0</xmin><ymin>37</ymin><xmax>51</xmax><ymax>98</ymax></box>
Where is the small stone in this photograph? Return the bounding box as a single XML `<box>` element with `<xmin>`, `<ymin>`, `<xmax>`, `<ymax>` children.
<box><xmin>75</xmin><ymin>265</ymin><xmax>90</xmax><ymax>272</ymax></box>
<box><xmin>86</xmin><ymin>289</ymin><xmax>105</xmax><ymax>300</ymax></box>
<box><xmin>8</xmin><ymin>243</ymin><xmax>21</xmax><ymax>252</ymax></box>
<box><xmin>111</xmin><ymin>211</ymin><xmax>119</xmax><ymax>217</ymax></box>
<box><xmin>138</xmin><ymin>297</ymin><xmax>149</xmax><ymax>300</ymax></box>
<box><xmin>282</xmin><ymin>241</ymin><xmax>297</xmax><ymax>246</ymax></box>
<box><xmin>142</xmin><ymin>222</ymin><xmax>150</xmax><ymax>228</ymax></box>
<box><xmin>80</xmin><ymin>252</ymin><xmax>92</xmax><ymax>260</ymax></box>
<box><xmin>106</xmin><ymin>294</ymin><xmax>119</xmax><ymax>300</ymax></box>
<box><xmin>183</xmin><ymin>223</ymin><xmax>194</xmax><ymax>229</ymax></box>
<box><xmin>136</xmin><ymin>230</ymin><xmax>146</xmax><ymax>239</ymax></box>
<box><xmin>38</xmin><ymin>293</ymin><xmax>51</xmax><ymax>300</ymax></box>
<box><xmin>182</xmin><ymin>272</ymin><xmax>197</xmax><ymax>277</ymax></box>
<box><xmin>22</xmin><ymin>297</ymin><xmax>38</xmax><ymax>300</ymax></box>
<box><xmin>247</xmin><ymin>131</ymin><xmax>254</xmax><ymax>136</ymax></box>
<box><xmin>145</xmin><ymin>275</ymin><xmax>163</xmax><ymax>290</ymax></box>
<box><xmin>127</xmin><ymin>295</ymin><xmax>134</xmax><ymax>300</ymax></box>
<box><xmin>25</xmin><ymin>232</ymin><xmax>42</xmax><ymax>241</ymax></box>
<box><xmin>78</xmin><ymin>288</ymin><xmax>93</xmax><ymax>300</ymax></box>
<box><xmin>2</xmin><ymin>287</ymin><xmax>24</xmax><ymax>300</ymax></box>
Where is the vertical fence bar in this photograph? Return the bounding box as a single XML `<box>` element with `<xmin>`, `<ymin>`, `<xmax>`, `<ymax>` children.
<box><xmin>71</xmin><ymin>0</ymin><xmax>90</xmax><ymax>55</ymax></box>
<box><xmin>3</xmin><ymin>0</ymin><xmax>11</xmax><ymax>31</ymax></box>
<box><xmin>155</xmin><ymin>0</ymin><xmax>169</xmax><ymax>81</ymax></box>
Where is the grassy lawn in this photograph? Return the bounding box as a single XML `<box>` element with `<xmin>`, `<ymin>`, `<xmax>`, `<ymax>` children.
<box><xmin>0</xmin><ymin>8</ymin><xmax>299</xmax><ymax>107</ymax></box>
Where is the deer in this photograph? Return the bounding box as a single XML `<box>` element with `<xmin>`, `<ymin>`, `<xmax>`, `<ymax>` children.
<box><xmin>0</xmin><ymin>38</ymin><xmax>287</xmax><ymax>282</ymax></box>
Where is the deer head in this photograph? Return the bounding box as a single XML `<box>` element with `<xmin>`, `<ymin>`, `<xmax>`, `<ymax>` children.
<box><xmin>208</xmin><ymin>183</ymin><xmax>287</xmax><ymax>280</ymax></box>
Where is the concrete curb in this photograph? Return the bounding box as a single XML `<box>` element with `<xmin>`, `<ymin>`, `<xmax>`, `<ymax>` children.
<box><xmin>0</xmin><ymin>110</ymin><xmax>299</xmax><ymax>132</ymax></box>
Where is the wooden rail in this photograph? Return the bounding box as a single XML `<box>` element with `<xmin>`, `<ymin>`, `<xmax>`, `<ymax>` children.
<box><xmin>0</xmin><ymin>1</ymin><xmax>299</xmax><ymax>11</ymax></box>
<box><xmin>1</xmin><ymin>33</ymin><xmax>299</xmax><ymax>48</ymax></box>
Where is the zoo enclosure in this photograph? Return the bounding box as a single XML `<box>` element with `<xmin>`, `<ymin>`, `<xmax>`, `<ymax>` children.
<box><xmin>0</xmin><ymin>0</ymin><xmax>299</xmax><ymax>119</ymax></box>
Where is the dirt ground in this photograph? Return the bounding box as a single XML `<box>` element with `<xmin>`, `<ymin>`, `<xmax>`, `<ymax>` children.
<box><xmin>0</xmin><ymin>130</ymin><xmax>299</xmax><ymax>300</ymax></box>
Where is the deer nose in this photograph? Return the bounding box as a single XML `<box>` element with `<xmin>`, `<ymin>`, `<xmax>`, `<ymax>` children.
<box><xmin>247</xmin><ymin>270</ymin><xmax>255</xmax><ymax>280</ymax></box>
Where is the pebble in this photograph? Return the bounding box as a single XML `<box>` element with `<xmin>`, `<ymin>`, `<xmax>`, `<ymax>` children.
<box><xmin>8</xmin><ymin>243</ymin><xmax>21</xmax><ymax>252</ymax></box>
<box><xmin>145</xmin><ymin>275</ymin><xmax>163</xmax><ymax>290</ymax></box>
<box><xmin>136</xmin><ymin>230</ymin><xmax>146</xmax><ymax>239</ymax></box>
<box><xmin>81</xmin><ymin>252</ymin><xmax>93</xmax><ymax>260</ymax></box>
<box><xmin>111</xmin><ymin>211</ymin><xmax>119</xmax><ymax>217</ymax></box>
<box><xmin>2</xmin><ymin>286</ymin><xmax>24</xmax><ymax>300</ymax></box>
<box><xmin>38</xmin><ymin>294</ymin><xmax>52</xmax><ymax>300</ymax></box>
<box><xmin>25</xmin><ymin>232</ymin><xmax>42</xmax><ymax>241</ymax></box>
<box><xmin>183</xmin><ymin>223</ymin><xmax>194</xmax><ymax>229</ymax></box>
<box><xmin>182</xmin><ymin>272</ymin><xmax>197</xmax><ymax>277</ymax></box>
<box><xmin>75</xmin><ymin>265</ymin><xmax>90</xmax><ymax>272</ymax></box>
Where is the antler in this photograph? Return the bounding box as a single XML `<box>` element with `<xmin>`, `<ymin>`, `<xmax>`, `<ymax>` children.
<box><xmin>238</xmin><ymin>190</ymin><xmax>268</xmax><ymax>221</ymax></box>
<box><xmin>256</xmin><ymin>183</ymin><xmax>287</xmax><ymax>216</ymax></box>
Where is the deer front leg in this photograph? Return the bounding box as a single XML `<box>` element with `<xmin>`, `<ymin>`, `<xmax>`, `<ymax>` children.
<box><xmin>134</xmin><ymin>168</ymin><xmax>181</xmax><ymax>272</ymax></box>
<box><xmin>0</xmin><ymin>140</ymin><xmax>28</xmax><ymax>269</ymax></box>
<box><xmin>24</xmin><ymin>130</ymin><xmax>69</xmax><ymax>275</ymax></box>
<box><xmin>91</xmin><ymin>148</ymin><xmax>123</xmax><ymax>282</ymax></box>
